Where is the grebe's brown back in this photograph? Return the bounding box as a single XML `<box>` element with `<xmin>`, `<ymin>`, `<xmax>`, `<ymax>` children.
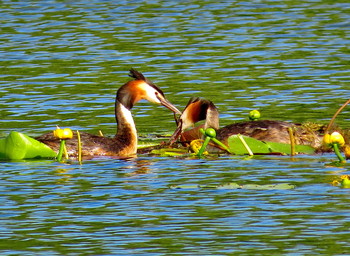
<box><xmin>37</xmin><ymin>69</ymin><xmax>181</xmax><ymax>158</ymax></box>
<box><xmin>171</xmin><ymin>97</ymin><xmax>324</xmax><ymax>150</ymax></box>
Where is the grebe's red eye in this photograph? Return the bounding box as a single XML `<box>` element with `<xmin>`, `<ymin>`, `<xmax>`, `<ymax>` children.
<box><xmin>155</xmin><ymin>91</ymin><xmax>161</xmax><ymax>101</ymax></box>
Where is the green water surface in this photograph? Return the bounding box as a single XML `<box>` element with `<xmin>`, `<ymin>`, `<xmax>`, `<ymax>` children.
<box><xmin>1</xmin><ymin>0</ymin><xmax>350</xmax><ymax>255</ymax></box>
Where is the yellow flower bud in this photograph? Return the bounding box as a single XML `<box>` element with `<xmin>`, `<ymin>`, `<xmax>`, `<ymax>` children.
<box><xmin>323</xmin><ymin>133</ymin><xmax>331</xmax><ymax>146</ymax></box>
<box><xmin>53</xmin><ymin>128</ymin><xmax>73</xmax><ymax>139</ymax></box>
<box><xmin>330</xmin><ymin>132</ymin><xmax>345</xmax><ymax>147</ymax></box>
<box><xmin>249</xmin><ymin>110</ymin><xmax>261</xmax><ymax>121</ymax></box>
<box><xmin>340</xmin><ymin>175</ymin><xmax>350</xmax><ymax>188</ymax></box>
<box><xmin>205</xmin><ymin>128</ymin><xmax>216</xmax><ymax>138</ymax></box>
<box><xmin>344</xmin><ymin>145</ymin><xmax>350</xmax><ymax>159</ymax></box>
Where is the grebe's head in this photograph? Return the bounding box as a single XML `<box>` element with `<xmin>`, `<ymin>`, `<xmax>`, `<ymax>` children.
<box><xmin>170</xmin><ymin>97</ymin><xmax>219</xmax><ymax>143</ymax></box>
<box><xmin>117</xmin><ymin>69</ymin><xmax>181</xmax><ymax>114</ymax></box>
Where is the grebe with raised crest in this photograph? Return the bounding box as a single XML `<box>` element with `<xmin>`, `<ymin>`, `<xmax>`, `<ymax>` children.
<box><xmin>37</xmin><ymin>69</ymin><xmax>181</xmax><ymax>158</ymax></box>
<box><xmin>170</xmin><ymin>97</ymin><xmax>324</xmax><ymax>150</ymax></box>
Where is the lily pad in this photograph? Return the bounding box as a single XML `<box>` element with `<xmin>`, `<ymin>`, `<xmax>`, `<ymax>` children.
<box><xmin>137</xmin><ymin>142</ymin><xmax>160</xmax><ymax>149</ymax></box>
<box><xmin>227</xmin><ymin>134</ymin><xmax>315</xmax><ymax>155</ymax></box>
<box><xmin>266</xmin><ymin>141</ymin><xmax>315</xmax><ymax>155</ymax></box>
<box><xmin>240</xmin><ymin>183</ymin><xmax>295</xmax><ymax>190</ymax></box>
<box><xmin>171</xmin><ymin>183</ymin><xmax>295</xmax><ymax>190</ymax></box>
<box><xmin>227</xmin><ymin>135</ymin><xmax>270</xmax><ymax>154</ymax></box>
<box><xmin>0</xmin><ymin>131</ymin><xmax>56</xmax><ymax>160</ymax></box>
<box><xmin>150</xmin><ymin>148</ymin><xmax>188</xmax><ymax>157</ymax></box>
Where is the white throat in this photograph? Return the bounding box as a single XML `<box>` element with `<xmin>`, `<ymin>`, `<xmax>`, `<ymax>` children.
<box><xmin>115</xmin><ymin>100</ymin><xmax>137</xmax><ymax>138</ymax></box>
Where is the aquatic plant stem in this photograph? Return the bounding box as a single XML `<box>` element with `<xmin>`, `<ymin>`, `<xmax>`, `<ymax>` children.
<box><xmin>288</xmin><ymin>127</ymin><xmax>296</xmax><ymax>156</ymax></box>
<box><xmin>57</xmin><ymin>140</ymin><xmax>65</xmax><ymax>162</ymax></box>
<box><xmin>198</xmin><ymin>128</ymin><xmax>231</xmax><ymax>154</ymax></box>
<box><xmin>211</xmin><ymin>137</ymin><xmax>232</xmax><ymax>153</ymax></box>
<box><xmin>197</xmin><ymin>136</ymin><xmax>211</xmax><ymax>157</ymax></box>
<box><xmin>77</xmin><ymin>130</ymin><xmax>82</xmax><ymax>164</ymax></box>
<box><xmin>237</xmin><ymin>134</ymin><xmax>253</xmax><ymax>156</ymax></box>
<box><xmin>326</xmin><ymin>98</ymin><xmax>350</xmax><ymax>134</ymax></box>
<box><xmin>63</xmin><ymin>144</ymin><xmax>68</xmax><ymax>159</ymax></box>
<box><xmin>333</xmin><ymin>144</ymin><xmax>346</xmax><ymax>163</ymax></box>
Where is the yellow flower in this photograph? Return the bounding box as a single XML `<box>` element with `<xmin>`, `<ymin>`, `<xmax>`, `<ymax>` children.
<box><xmin>189</xmin><ymin>139</ymin><xmax>208</xmax><ymax>155</ymax></box>
<box><xmin>330</xmin><ymin>132</ymin><xmax>345</xmax><ymax>147</ymax></box>
<box><xmin>53</xmin><ymin>128</ymin><xmax>73</xmax><ymax>139</ymax></box>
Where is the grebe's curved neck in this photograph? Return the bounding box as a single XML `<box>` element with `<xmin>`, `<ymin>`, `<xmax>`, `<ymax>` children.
<box><xmin>115</xmin><ymin>100</ymin><xmax>137</xmax><ymax>137</ymax></box>
<box><xmin>113</xmin><ymin>97</ymin><xmax>138</xmax><ymax>155</ymax></box>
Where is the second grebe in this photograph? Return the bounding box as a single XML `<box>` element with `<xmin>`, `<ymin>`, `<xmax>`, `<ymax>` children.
<box><xmin>169</xmin><ymin>97</ymin><xmax>219</xmax><ymax>144</ymax></box>
<box><xmin>170</xmin><ymin>97</ymin><xmax>324</xmax><ymax>150</ymax></box>
<box><xmin>37</xmin><ymin>69</ymin><xmax>181</xmax><ymax>158</ymax></box>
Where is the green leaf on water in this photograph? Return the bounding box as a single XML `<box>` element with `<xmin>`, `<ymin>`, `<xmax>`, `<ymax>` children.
<box><xmin>215</xmin><ymin>183</ymin><xmax>241</xmax><ymax>189</ymax></box>
<box><xmin>265</xmin><ymin>141</ymin><xmax>315</xmax><ymax>154</ymax></box>
<box><xmin>171</xmin><ymin>183</ymin><xmax>295</xmax><ymax>190</ymax></box>
<box><xmin>227</xmin><ymin>135</ymin><xmax>270</xmax><ymax>154</ymax></box>
<box><xmin>137</xmin><ymin>142</ymin><xmax>160</xmax><ymax>149</ymax></box>
<box><xmin>170</xmin><ymin>184</ymin><xmax>200</xmax><ymax>189</ymax></box>
<box><xmin>0</xmin><ymin>131</ymin><xmax>56</xmax><ymax>160</ymax></box>
<box><xmin>227</xmin><ymin>134</ymin><xmax>315</xmax><ymax>155</ymax></box>
<box><xmin>150</xmin><ymin>148</ymin><xmax>188</xmax><ymax>157</ymax></box>
<box><xmin>240</xmin><ymin>183</ymin><xmax>295</xmax><ymax>190</ymax></box>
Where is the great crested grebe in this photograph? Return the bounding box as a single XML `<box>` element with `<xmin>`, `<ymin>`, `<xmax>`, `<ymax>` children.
<box><xmin>169</xmin><ymin>97</ymin><xmax>219</xmax><ymax>144</ymax></box>
<box><xmin>37</xmin><ymin>69</ymin><xmax>181</xmax><ymax>158</ymax></box>
<box><xmin>170</xmin><ymin>97</ymin><xmax>325</xmax><ymax>150</ymax></box>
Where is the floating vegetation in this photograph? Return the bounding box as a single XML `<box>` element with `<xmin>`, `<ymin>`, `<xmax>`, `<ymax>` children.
<box><xmin>1</xmin><ymin>99</ymin><xmax>349</xmax><ymax>167</ymax></box>
<box><xmin>332</xmin><ymin>175</ymin><xmax>350</xmax><ymax>188</ymax></box>
<box><xmin>53</xmin><ymin>127</ymin><xmax>73</xmax><ymax>162</ymax></box>
<box><xmin>227</xmin><ymin>134</ymin><xmax>314</xmax><ymax>155</ymax></box>
<box><xmin>149</xmin><ymin>148</ymin><xmax>188</xmax><ymax>157</ymax></box>
<box><xmin>321</xmin><ymin>98</ymin><xmax>350</xmax><ymax>164</ymax></box>
<box><xmin>170</xmin><ymin>183</ymin><xmax>296</xmax><ymax>190</ymax></box>
<box><xmin>0</xmin><ymin>131</ymin><xmax>56</xmax><ymax>160</ymax></box>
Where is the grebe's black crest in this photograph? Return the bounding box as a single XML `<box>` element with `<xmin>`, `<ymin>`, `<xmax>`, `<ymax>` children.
<box><xmin>129</xmin><ymin>68</ymin><xmax>146</xmax><ymax>80</ymax></box>
<box><xmin>129</xmin><ymin>68</ymin><xmax>165</xmax><ymax>96</ymax></box>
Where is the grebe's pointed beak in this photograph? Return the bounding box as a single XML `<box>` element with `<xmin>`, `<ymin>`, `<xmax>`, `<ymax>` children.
<box><xmin>157</xmin><ymin>96</ymin><xmax>182</xmax><ymax>115</ymax></box>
